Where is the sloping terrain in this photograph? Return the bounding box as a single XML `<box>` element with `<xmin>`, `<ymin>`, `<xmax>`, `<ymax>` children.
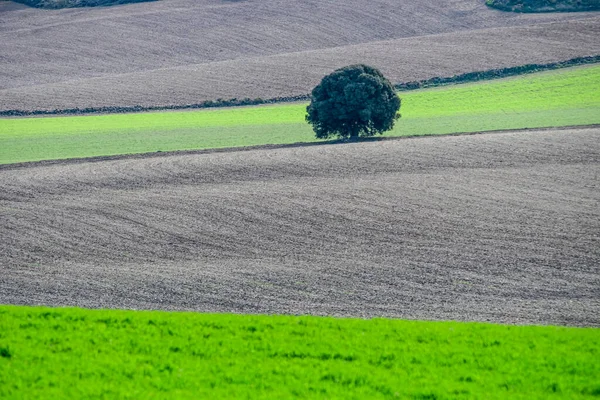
<box><xmin>1</xmin><ymin>128</ymin><xmax>599</xmax><ymax>326</ymax></box>
<box><xmin>0</xmin><ymin>0</ymin><xmax>599</xmax><ymax>110</ymax></box>
<box><xmin>2</xmin><ymin>18</ymin><xmax>600</xmax><ymax>111</ymax></box>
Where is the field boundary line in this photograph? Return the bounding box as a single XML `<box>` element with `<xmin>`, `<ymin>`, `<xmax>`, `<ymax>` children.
<box><xmin>1</xmin><ymin>56</ymin><xmax>598</xmax><ymax>117</ymax></box>
<box><xmin>1</xmin><ymin>124</ymin><xmax>598</xmax><ymax>171</ymax></box>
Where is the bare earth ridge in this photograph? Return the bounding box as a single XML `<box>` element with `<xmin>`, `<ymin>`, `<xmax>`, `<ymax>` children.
<box><xmin>1</xmin><ymin>128</ymin><xmax>599</xmax><ymax>326</ymax></box>
<box><xmin>2</xmin><ymin>18</ymin><xmax>599</xmax><ymax>111</ymax></box>
<box><xmin>1</xmin><ymin>0</ymin><xmax>599</xmax><ymax>110</ymax></box>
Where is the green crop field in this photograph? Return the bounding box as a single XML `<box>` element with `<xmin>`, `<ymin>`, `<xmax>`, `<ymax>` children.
<box><xmin>0</xmin><ymin>306</ymin><xmax>598</xmax><ymax>399</ymax></box>
<box><xmin>1</xmin><ymin>65</ymin><xmax>599</xmax><ymax>165</ymax></box>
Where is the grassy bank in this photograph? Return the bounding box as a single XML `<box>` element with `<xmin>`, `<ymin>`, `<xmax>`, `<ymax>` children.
<box><xmin>1</xmin><ymin>306</ymin><xmax>599</xmax><ymax>399</ymax></box>
<box><xmin>1</xmin><ymin>65</ymin><xmax>599</xmax><ymax>165</ymax></box>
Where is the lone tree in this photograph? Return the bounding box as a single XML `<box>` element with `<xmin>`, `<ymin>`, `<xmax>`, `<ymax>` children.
<box><xmin>306</xmin><ymin>64</ymin><xmax>401</xmax><ymax>140</ymax></box>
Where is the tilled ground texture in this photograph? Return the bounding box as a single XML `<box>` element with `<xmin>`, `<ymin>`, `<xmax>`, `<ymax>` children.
<box><xmin>2</xmin><ymin>19</ymin><xmax>600</xmax><ymax>111</ymax></box>
<box><xmin>1</xmin><ymin>128</ymin><xmax>599</xmax><ymax>326</ymax></box>
<box><xmin>1</xmin><ymin>0</ymin><xmax>599</xmax><ymax>110</ymax></box>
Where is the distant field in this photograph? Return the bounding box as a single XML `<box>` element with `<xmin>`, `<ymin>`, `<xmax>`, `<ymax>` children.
<box><xmin>2</xmin><ymin>19</ymin><xmax>599</xmax><ymax>112</ymax></box>
<box><xmin>1</xmin><ymin>65</ymin><xmax>598</xmax><ymax>165</ymax></box>
<box><xmin>2</xmin><ymin>0</ymin><xmax>596</xmax><ymax>91</ymax></box>
<box><xmin>1</xmin><ymin>306</ymin><xmax>598</xmax><ymax>399</ymax></box>
<box><xmin>2</xmin><ymin>0</ymin><xmax>599</xmax><ymax>111</ymax></box>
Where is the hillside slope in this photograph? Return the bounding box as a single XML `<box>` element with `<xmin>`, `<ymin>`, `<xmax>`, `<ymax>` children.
<box><xmin>2</xmin><ymin>17</ymin><xmax>599</xmax><ymax>111</ymax></box>
<box><xmin>2</xmin><ymin>0</ymin><xmax>594</xmax><ymax>89</ymax></box>
<box><xmin>1</xmin><ymin>128</ymin><xmax>599</xmax><ymax>326</ymax></box>
<box><xmin>1</xmin><ymin>0</ymin><xmax>599</xmax><ymax>110</ymax></box>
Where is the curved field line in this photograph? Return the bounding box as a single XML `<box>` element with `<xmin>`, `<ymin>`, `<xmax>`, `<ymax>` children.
<box><xmin>1</xmin><ymin>127</ymin><xmax>598</xmax><ymax>326</ymax></box>
<box><xmin>2</xmin><ymin>65</ymin><xmax>599</xmax><ymax>165</ymax></box>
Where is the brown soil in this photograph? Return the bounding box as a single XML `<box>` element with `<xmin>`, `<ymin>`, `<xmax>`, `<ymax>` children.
<box><xmin>0</xmin><ymin>0</ymin><xmax>599</xmax><ymax>110</ymax></box>
<box><xmin>1</xmin><ymin>127</ymin><xmax>598</xmax><ymax>326</ymax></box>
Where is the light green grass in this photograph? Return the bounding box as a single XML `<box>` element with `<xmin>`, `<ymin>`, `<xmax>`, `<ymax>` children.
<box><xmin>0</xmin><ymin>306</ymin><xmax>599</xmax><ymax>399</ymax></box>
<box><xmin>1</xmin><ymin>65</ymin><xmax>599</xmax><ymax>164</ymax></box>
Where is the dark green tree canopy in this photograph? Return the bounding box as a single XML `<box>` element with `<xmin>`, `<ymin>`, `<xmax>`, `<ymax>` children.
<box><xmin>306</xmin><ymin>64</ymin><xmax>401</xmax><ymax>140</ymax></box>
<box><xmin>486</xmin><ymin>0</ymin><xmax>600</xmax><ymax>12</ymax></box>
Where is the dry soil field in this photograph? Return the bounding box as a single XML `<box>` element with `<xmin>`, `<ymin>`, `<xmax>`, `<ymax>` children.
<box><xmin>1</xmin><ymin>0</ymin><xmax>599</xmax><ymax>110</ymax></box>
<box><xmin>1</xmin><ymin>128</ymin><xmax>599</xmax><ymax>326</ymax></box>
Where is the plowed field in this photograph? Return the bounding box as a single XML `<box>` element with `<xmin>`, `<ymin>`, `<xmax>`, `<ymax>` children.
<box><xmin>2</xmin><ymin>127</ymin><xmax>598</xmax><ymax>326</ymax></box>
<box><xmin>1</xmin><ymin>0</ymin><xmax>599</xmax><ymax>110</ymax></box>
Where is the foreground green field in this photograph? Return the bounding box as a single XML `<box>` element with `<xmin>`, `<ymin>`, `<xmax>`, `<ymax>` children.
<box><xmin>1</xmin><ymin>306</ymin><xmax>599</xmax><ymax>399</ymax></box>
<box><xmin>1</xmin><ymin>65</ymin><xmax>599</xmax><ymax>164</ymax></box>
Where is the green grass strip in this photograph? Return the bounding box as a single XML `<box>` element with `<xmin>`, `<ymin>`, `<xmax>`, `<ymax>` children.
<box><xmin>0</xmin><ymin>306</ymin><xmax>598</xmax><ymax>399</ymax></box>
<box><xmin>1</xmin><ymin>65</ymin><xmax>599</xmax><ymax>165</ymax></box>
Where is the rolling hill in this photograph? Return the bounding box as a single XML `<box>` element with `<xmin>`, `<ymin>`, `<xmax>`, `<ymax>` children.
<box><xmin>1</xmin><ymin>127</ymin><xmax>598</xmax><ymax>326</ymax></box>
<box><xmin>1</xmin><ymin>0</ymin><xmax>599</xmax><ymax>110</ymax></box>
<box><xmin>2</xmin><ymin>65</ymin><xmax>599</xmax><ymax>164</ymax></box>
<box><xmin>2</xmin><ymin>1</ymin><xmax>599</xmax><ymax>396</ymax></box>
